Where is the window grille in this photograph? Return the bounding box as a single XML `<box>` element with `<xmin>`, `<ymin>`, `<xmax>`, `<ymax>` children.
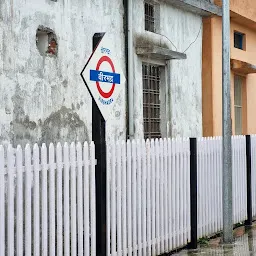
<box><xmin>145</xmin><ymin>1</ymin><xmax>155</xmax><ymax>32</ymax></box>
<box><xmin>234</xmin><ymin>75</ymin><xmax>243</xmax><ymax>135</ymax></box>
<box><xmin>143</xmin><ymin>63</ymin><xmax>161</xmax><ymax>139</ymax></box>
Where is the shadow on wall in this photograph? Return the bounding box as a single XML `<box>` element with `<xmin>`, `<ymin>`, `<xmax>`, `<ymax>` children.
<box><xmin>10</xmin><ymin>106</ymin><xmax>89</xmax><ymax>147</ymax></box>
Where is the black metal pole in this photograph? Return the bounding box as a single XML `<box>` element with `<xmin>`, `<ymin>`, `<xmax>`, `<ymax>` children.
<box><xmin>245</xmin><ymin>135</ymin><xmax>252</xmax><ymax>226</ymax></box>
<box><xmin>189</xmin><ymin>137</ymin><xmax>197</xmax><ymax>249</ymax></box>
<box><xmin>92</xmin><ymin>33</ymin><xmax>107</xmax><ymax>256</ymax></box>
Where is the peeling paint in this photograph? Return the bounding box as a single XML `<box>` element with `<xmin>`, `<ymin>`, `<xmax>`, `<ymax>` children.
<box><xmin>0</xmin><ymin>0</ymin><xmax>126</xmax><ymax>146</ymax></box>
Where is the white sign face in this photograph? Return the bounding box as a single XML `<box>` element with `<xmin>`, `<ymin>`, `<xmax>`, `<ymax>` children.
<box><xmin>81</xmin><ymin>33</ymin><xmax>125</xmax><ymax>121</ymax></box>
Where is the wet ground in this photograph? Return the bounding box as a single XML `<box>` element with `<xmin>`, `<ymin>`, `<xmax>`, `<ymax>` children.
<box><xmin>174</xmin><ymin>224</ymin><xmax>256</xmax><ymax>255</ymax></box>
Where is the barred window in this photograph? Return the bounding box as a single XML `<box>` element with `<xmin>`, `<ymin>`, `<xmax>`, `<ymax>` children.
<box><xmin>144</xmin><ymin>1</ymin><xmax>155</xmax><ymax>32</ymax></box>
<box><xmin>143</xmin><ymin>64</ymin><xmax>161</xmax><ymax>139</ymax></box>
<box><xmin>234</xmin><ymin>75</ymin><xmax>242</xmax><ymax>135</ymax></box>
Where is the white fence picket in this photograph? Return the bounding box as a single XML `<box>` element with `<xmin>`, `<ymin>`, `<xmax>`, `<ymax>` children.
<box><xmin>70</xmin><ymin>143</ymin><xmax>77</xmax><ymax>256</ymax></box>
<box><xmin>137</xmin><ymin>140</ymin><xmax>142</xmax><ymax>256</ymax></box>
<box><xmin>25</xmin><ymin>144</ymin><xmax>32</xmax><ymax>256</ymax></box>
<box><xmin>77</xmin><ymin>142</ymin><xmax>84</xmax><ymax>256</ymax></box>
<box><xmin>159</xmin><ymin>139</ymin><xmax>164</xmax><ymax>253</ymax></box>
<box><xmin>167</xmin><ymin>139</ymin><xmax>172</xmax><ymax>251</ymax></box>
<box><xmin>110</xmin><ymin>141</ymin><xmax>117</xmax><ymax>256</ymax></box>
<box><xmin>41</xmin><ymin>144</ymin><xmax>48</xmax><ymax>256</ymax></box>
<box><xmin>121</xmin><ymin>141</ymin><xmax>127</xmax><ymax>256</ymax></box>
<box><xmin>0</xmin><ymin>141</ymin><xmax>96</xmax><ymax>256</ymax></box>
<box><xmin>16</xmin><ymin>146</ymin><xmax>23</xmax><ymax>256</ymax></box>
<box><xmin>116</xmin><ymin>141</ymin><xmax>122</xmax><ymax>256</ymax></box>
<box><xmin>83</xmin><ymin>142</ymin><xmax>90</xmax><ymax>256</ymax></box>
<box><xmin>56</xmin><ymin>143</ymin><xmax>63</xmax><ymax>256</ymax></box>
<box><xmin>90</xmin><ymin>142</ymin><xmax>96</xmax><ymax>256</ymax></box>
<box><xmin>63</xmin><ymin>143</ymin><xmax>70</xmax><ymax>256</ymax></box>
<box><xmin>49</xmin><ymin>144</ymin><xmax>55</xmax><ymax>256</ymax></box>
<box><xmin>252</xmin><ymin>135</ymin><xmax>256</xmax><ymax>217</ymax></box>
<box><xmin>0</xmin><ymin>135</ymin><xmax>252</xmax><ymax>256</ymax></box>
<box><xmin>155</xmin><ymin>139</ymin><xmax>160</xmax><ymax>254</ymax></box>
<box><xmin>163</xmin><ymin>139</ymin><xmax>168</xmax><ymax>252</ymax></box>
<box><xmin>146</xmin><ymin>139</ymin><xmax>151</xmax><ymax>255</ymax></box>
<box><xmin>0</xmin><ymin>146</ymin><xmax>4</xmax><ymax>256</ymax></box>
<box><xmin>141</xmin><ymin>140</ymin><xmax>147</xmax><ymax>256</ymax></box>
<box><xmin>7</xmin><ymin>145</ymin><xmax>14</xmax><ymax>256</ymax></box>
<box><xmin>151</xmin><ymin>139</ymin><xmax>156</xmax><ymax>255</ymax></box>
<box><xmin>33</xmin><ymin>144</ymin><xmax>40</xmax><ymax>256</ymax></box>
<box><xmin>127</xmin><ymin>140</ymin><xmax>132</xmax><ymax>256</ymax></box>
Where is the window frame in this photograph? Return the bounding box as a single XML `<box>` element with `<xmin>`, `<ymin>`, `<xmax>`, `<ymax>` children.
<box><xmin>234</xmin><ymin>31</ymin><xmax>246</xmax><ymax>50</ymax></box>
<box><xmin>144</xmin><ymin>0</ymin><xmax>160</xmax><ymax>33</ymax></box>
<box><xmin>234</xmin><ymin>75</ymin><xmax>243</xmax><ymax>135</ymax></box>
<box><xmin>142</xmin><ymin>62</ymin><xmax>166</xmax><ymax>139</ymax></box>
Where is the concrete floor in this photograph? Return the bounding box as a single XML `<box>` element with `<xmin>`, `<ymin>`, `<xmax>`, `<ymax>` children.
<box><xmin>174</xmin><ymin>224</ymin><xmax>256</xmax><ymax>255</ymax></box>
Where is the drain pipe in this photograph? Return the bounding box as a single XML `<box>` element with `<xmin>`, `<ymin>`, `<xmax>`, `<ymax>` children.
<box><xmin>127</xmin><ymin>0</ymin><xmax>134</xmax><ymax>139</ymax></box>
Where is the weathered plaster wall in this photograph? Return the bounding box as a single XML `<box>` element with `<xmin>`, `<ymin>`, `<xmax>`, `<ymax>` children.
<box><xmin>0</xmin><ymin>0</ymin><xmax>126</xmax><ymax>146</ymax></box>
<box><xmin>133</xmin><ymin>0</ymin><xmax>203</xmax><ymax>138</ymax></box>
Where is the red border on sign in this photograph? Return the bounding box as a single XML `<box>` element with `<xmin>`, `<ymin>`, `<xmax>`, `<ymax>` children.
<box><xmin>96</xmin><ymin>56</ymin><xmax>116</xmax><ymax>99</ymax></box>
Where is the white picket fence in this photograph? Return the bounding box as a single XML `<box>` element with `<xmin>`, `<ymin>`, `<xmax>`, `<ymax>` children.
<box><xmin>0</xmin><ymin>142</ymin><xmax>96</xmax><ymax>256</ymax></box>
<box><xmin>197</xmin><ymin>136</ymin><xmax>247</xmax><ymax>240</ymax></box>
<box><xmin>251</xmin><ymin>135</ymin><xmax>256</xmax><ymax>217</ymax></box>
<box><xmin>0</xmin><ymin>135</ymin><xmax>253</xmax><ymax>256</ymax></box>
<box><xmin>107</xmin><ymin>138</ymin><xmax>191</xmax><ymax>256</ymax></box>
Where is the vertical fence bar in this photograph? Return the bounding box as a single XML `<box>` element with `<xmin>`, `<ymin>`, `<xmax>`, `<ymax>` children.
<box><xmin>137</xmin><ymin>140</ymin><xmax>142</xmax><ymax>256</ymax></box>
<box><xmin>127</xmin><ymin>140</ymin><xmax>132</xmax><ymax>256</ymax></box>
<box><xmin>175</xmin><ymin>140</ymin><xmax>180</xmax><ymax>247</ymax></box>
<box><xmin>121</xmin><ymin>141</ymin><xmax>127</xmax><ymax>255</ymax></box>
<box><xmin>186</xmin><ymin>139</ymin><xmax>191</xmax><ymax>242</ymax></box>
<box><xmin>159</xmin><ymin>139</ymin><xmax>164</xmax><ymax>253</ymax></box>
<box><xmin>16</xmin><ymin>146</ymin><xmax>23</xmax><ymax>256</ymax></box>
<box><xmin>25</xmin><ymin>144</ymin><xmax>32</xmax><ymax>256</ymax></box>
<box><xmin>171</xmin><ymin>139</ymin><xmax>177</xmax><ymax>248</ymax></box>
<box><xmin>179</xmin><ymin>140</ymin><xmax>184</xmax><ymax>246</ymax></box>
<box><xmin>90</xmin><ymin>142</ymin><xmax>96</xmax><ymax>256</ymax></box>
<box><xmin>163</xmin><ymin>139</ymin><xmax>168</xmax><ymax>252</ymax></box>
<box><xmin>49</xmin><ymin>144</ymin><xmax>56</xmax><ymax>256</ymax></box>
<box><xmin>56</xmin><ymin>143</ymin><xmax>63</xmax><ymax>256</ymax></box>
<box><xmin>77</xmin><ymin>142</ymin><xmax>84</xmax><ymax>256</ymax></box>
<box><xmin>252</xmin><ymin>136</ymin><xmax>256</xmax><ymax>216</ymax></box>
<box><xmin>189</xmin><ymin>138</ymin><xmax>197</xmax><ymax>249</ymax></box>
<box><xmin>0</xmin><ymin>146</ymin><xmax>4</xmax><ymax>256</ymax></box>
<box><xmin>142</xmin><ymin>140</ymin><xmax>147</xmax><ymax>256</ymax></box>
<box><xmin>151</xmin><ymin>139</ymin><xmax>156</xmax><ymax>255</ymax></box>
<box><xmin>167</xmin><ymin>139</ymin><xmax>172</xmax><ymax>250</ymax></box>
<box><xmin>116</xmin><ymin>141</ymin><xmax>122</xmax><ymax>256</ymax></box>
<box><xmin>206</xmin><ymin>138</ymin><xmax>210</xmax><ymax>235</ymax></box>
<box><xmin>245</xmin><ymin>135</ymin><xmax>252</xmax><ymax>226</ymax></box>
<box><xmin>146</xmin><ymin>139</ymin><xmax>151</xmax><ymax>255</ymax></box>
<box><xmin>63</xmin><ymin>143</ymin><xmax>70</xmax><ymax>256</ymax></box>
<box><xmin>197</xmin><ymin>139</ymin><xmax>202</xmax><ymax>238</ymax></box>
<box><xmin>7</xmin><ymin>145</ymin><xmax>14</xmax><ymax>256</ymax></box>
<box><xmin>132</xmin><ymin>140</ymin><xmax>137</xmax><ymax>256</ymax></box>
<box><xmin>41</xmin><ymin>144</ymin><xmax>48</xmax><ymax>256</ymax></box>
<box><xmin>155</xmin><ymin>139</ymin><xmax>160</xmax><ymax>254</ymax></box>
<box><xmin>83</xmin><ymin>142</ymin><xmax>90</xmax><ymax>256</ymax></box>
<box><xmin>184</xmin><ymin>139</ymin><xmax>189</xmax><ymax>243</ymax></box>
<box><xmin>33</xmin><ymin>144</ymin><xmax>40</xmax><ymax>256</ymax></box>
<box><xmin>70</xmin><ymin>143</ymin><xmax>77</xmax><ymax>256</ymax></box>
<box><xmin>110</xmin><ymin>141</ymin><xmax>117</xmax><ymax>256</ymax></box>
<box><xmin>243</xmin><ymin>137</ymin><xmax>247</xmax><ymax>221</ymax></box>
<box><xmin>210</xmin><ymin>139</ymin><xmax>214</xmax><ymax>232</ymax></box>
<box><xmin>232</xmin><ymin>137</ymin><xmax>237</xmax><ymax>223</ymax></box>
